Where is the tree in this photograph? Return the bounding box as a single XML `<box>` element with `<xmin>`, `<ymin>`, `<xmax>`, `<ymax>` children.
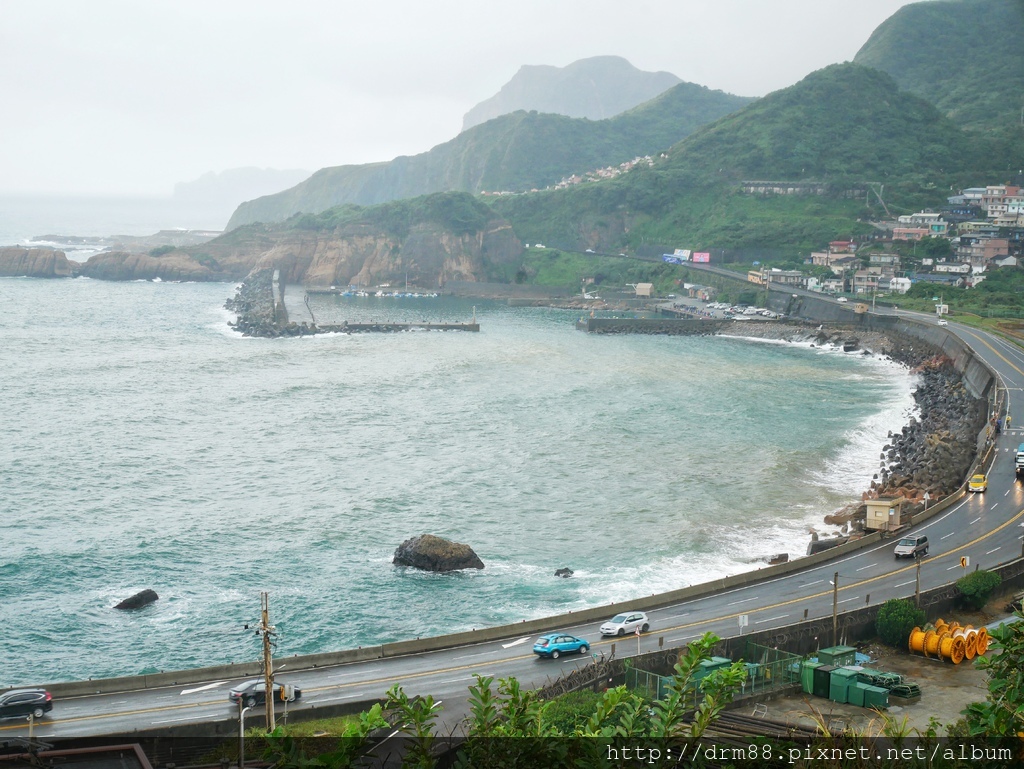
<box><xmin>956</xmin><ymin>569</ymin><xmax>1002</xmax><ymax>610</ymax></box>
<box><xmin>875</xmin><ymin>598</ymin><xmax>926</xmax><ymax>647</ymax></box>
<box><xmin>963</xmin><ymin>611</ymin><xmax>1024</xmax><ymax>739</ymax></box>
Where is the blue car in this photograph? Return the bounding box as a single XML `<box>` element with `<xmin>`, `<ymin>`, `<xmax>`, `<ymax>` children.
<box><xmin>533</xmin><ymin>633</ymin><xmax>589</xmax><ymax>659</ymax></box>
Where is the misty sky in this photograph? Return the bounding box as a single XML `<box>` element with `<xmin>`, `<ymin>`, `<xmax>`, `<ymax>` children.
<box><xmin>1</xmin><ymin>0</ymin><xmax>920</xmax><ymax>197</ymax></box>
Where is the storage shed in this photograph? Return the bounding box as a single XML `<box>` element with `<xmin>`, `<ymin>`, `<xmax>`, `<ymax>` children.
<box><xmin>865</xmin><ymin>496</ymin><xmax>903</xmax><ymax>532</ymax></box>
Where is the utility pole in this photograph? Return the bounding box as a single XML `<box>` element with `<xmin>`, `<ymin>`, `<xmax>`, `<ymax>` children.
<box><xmin>832</xmin><ymin>572</ymin><xmax>839</xmax><ymax>647</ymax></box>
<box><xmin>915</xmin><ymin>558</ymin><xmax>922</xmax><ymax>608</ymax></box>
<box><xmin>261</xmin><ymin>592</ymin><xmax>276</xmax><ymax>732</ymax></box>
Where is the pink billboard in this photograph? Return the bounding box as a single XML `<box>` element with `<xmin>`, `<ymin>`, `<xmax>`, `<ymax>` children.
<box><xmin>692</xmin><ymin>252</ymin><xmax>710</xmax><ymax>263</ymax></box>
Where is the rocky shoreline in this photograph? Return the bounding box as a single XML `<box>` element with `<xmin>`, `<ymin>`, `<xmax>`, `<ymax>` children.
<box><xmin>719</xmin><ymin>321</ymin><xmax>987</xmax><ymax>532</ymax></box>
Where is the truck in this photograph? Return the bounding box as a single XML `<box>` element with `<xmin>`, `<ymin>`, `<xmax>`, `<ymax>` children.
<box><xmin>1016</xmin><ymin>444</ymin><xmax>1024</xmax><ymax>478</ymax></box>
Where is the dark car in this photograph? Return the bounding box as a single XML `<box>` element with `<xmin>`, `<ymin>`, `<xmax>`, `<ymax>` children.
<box><xmin>0</xmin><ymin>689</ymin><xmax>53</xmax><ymax>720</ymax></box>
<box><xmin>228</xmin><ymin>679</ymin><xmax>301</xmax><ymax>707</ymax></box>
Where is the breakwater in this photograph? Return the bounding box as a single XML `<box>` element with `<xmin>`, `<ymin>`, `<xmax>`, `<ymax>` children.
<box><xmin>576</xmin><ymin>317</ymin><xmax>726</xmax><ymax>335</ymax></box>
<box><xmin>226</xmin><ymin>271</ymin><xmax>478</xmax><ymax>336</ymax></box>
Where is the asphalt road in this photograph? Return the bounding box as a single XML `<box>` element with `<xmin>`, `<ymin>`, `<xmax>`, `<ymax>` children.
<box><xmin>4</xmin><ymin>314</ymin><xmax>1023</xmax><ymax>744</ymax></box>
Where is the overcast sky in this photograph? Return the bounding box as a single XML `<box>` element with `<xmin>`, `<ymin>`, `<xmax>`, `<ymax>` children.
<box><xmin>1</xmin><ymin>0</ymin><xmax>920</xmax><ymax>197</ymax></box>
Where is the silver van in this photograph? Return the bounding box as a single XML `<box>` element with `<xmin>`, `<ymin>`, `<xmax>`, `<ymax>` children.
<box><xmin>894</xmin><ymin>534</ymin><xmax>929</xmax><ymax>559</ymax></box>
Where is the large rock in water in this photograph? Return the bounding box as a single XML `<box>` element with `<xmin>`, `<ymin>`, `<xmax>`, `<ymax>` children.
<box><xmin>114</xmin><ymin>589</ymin><xmax>159</xmax><ymax>610</ymax></box>
<box><xmin>393</xmin><ymin>535</ymin><xmax>484</xmax><ymax>572</ymax></box>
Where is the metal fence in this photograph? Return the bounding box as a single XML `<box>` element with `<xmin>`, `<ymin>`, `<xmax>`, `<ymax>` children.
<box><xmin>740</xmin><ymin>642</ymin><xmax>802</xmax><ymax>695</ymax></box>
<box><xmin>625</xmin><ymin>643</ymin><xmax>801</xmax><ymax>702</ymax></box>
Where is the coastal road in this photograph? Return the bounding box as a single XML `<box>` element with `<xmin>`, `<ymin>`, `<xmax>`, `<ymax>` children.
<box><xmin>4</xmin><ymin>318</ymin><xmax>1024</xmax><ymax>743</ymax></box>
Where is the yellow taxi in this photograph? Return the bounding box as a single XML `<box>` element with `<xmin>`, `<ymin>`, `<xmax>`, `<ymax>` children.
<box><xmin>968</xmin><ymin>474</ymin><xmax>988</xmax><ymax>492</ymax></box>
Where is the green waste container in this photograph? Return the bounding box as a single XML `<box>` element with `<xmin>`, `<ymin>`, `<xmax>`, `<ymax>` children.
<box><xmin>813</xmin><ymin>665</ymin><xmax>836</xmax><ymax>699</ymax></box>
<box><xmin>848</xmin><ymin>681</ymin><xmax>869</xmax><ymax>707</ymax></box>
<box><xmin>829</xmin><ymin>668</ymin><xmax>859</xmax><ymax>704</ymax></box>
<box><xmin>862</xmin><ymin>685</ymin><xmax>889</xmax><ymax>709</ymax></box>
<box><xmin>818</xmin><ymin>645</ymin><xmax>857</xmax><ymax>666</ymax></box>
<box><xmin>801</xmin><ymin>661</ymin><xmax>822</xmax><ymax>694</ymax></box>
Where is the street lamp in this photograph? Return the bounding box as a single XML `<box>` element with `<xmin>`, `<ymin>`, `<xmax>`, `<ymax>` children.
<box><xmin>238</xmin><ymin>703</ymin><xmax>252</xmax><ymax>769</ymax></box>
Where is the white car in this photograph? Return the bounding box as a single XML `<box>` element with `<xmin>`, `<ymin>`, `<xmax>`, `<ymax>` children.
<box><xmin>600</xmin><ymin>611</ymin><xmax>650</xmax><ymax>636</ymax></box>
<box><xmin>837</xmin><ymin>297</ymin><xmax>848</xmax><ymax>303</ymax></box>
<box><xmin>938</xmin><ymin>319</ymin><xmax>948</xmax><ymax>326</ymax></box>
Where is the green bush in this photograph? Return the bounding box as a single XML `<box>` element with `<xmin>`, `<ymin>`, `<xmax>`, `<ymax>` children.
<box><xmin>149</xmin><ymin>245</ymin><xmax>175</xmax><ymax>256</ymax></box>
<box><xmin>956</xmin><ymin>569</ymin><xmax>1001</xmax><ymax>610</ymax></box>
<box><xmin>875</xmin><ymin>598</ymin><xmax>926</xmax><ymax>647</ymax></box>
<box><xmin>542</xmin><ymin>689</ymin><xmax>604</xmax><ymax>735</ymax></box>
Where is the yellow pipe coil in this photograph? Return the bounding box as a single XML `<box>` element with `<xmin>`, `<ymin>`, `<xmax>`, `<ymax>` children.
<box><xmin>938</xmin><ymin>634</ymin><xmax>966</xmax><ymax>664</ymax></box>
<box><xmin>976</xmin><ymin>627</ymin><xmax>989</xmax><ymax>655</ymax></box>
<box><xmin>909</xmin><ymin>622</ymin><xmax>981</xmax><ymax>663</ymax></box>
<box><xmin>924</xmin><ymin>629</ymin><xmax>947</xmax><ymax>658</ymax></box>
<box><xmin>908</xmin><ymin>627</ymin><xmax>926</xmax><ymax>655</ymax></box>
<box><xmin>953</xmin><ymin>626</ymin><xmax>977</xmax><ymax>659</ymax></box>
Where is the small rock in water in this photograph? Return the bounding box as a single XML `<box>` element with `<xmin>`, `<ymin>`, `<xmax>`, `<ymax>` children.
<box><xmin>114</xmin><ymin>589</ymin><xmax>159</xmax><ymax>610</ymax></box>
<box><xmin>554</xmin><ymin>567</ymin><xmax>574</xmax><ymax>578</ymax></box>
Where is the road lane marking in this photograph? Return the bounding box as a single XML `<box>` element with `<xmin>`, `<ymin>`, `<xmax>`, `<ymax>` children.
<box><xmin>327</xmin><ymin>670</ymin><xmax>382</xmax><ymax>681</ymax></box>
<box><xmin>942</xmin><ymin>532</ymin><xmax>955</xmax><ymax>539</ymax></box>
<box><xmin>501</xmin><ymin>637</ymin><xmax>531</xmax><ymax>649</ymax></box>
<box><xmin>838</xmin><ymin>597</ymin><xmax>860</xmax><ymax>604</ymax></box>
<box><xmin>970</xmin><ymin>517</ymin><xmax>982</xmax><ymax>525</ymax></box>
<box><xmin>152</xmin><ymin>716</ymin><xmax>200</xmax><ymax>724</ymax></box>
<box><xmin>726</xmin><ymin>597</ymin><xmax>758</xmax><ymax>606</ymax></box>
<box><xmin>895</xmin><ymin>581</ymin><xmax>915</xmax><ymax>587</ymax></box>
<box><xmin>804</xmin><ymin>580</ymin><xmax>824</xmax><ymax>587</ymax></box>
<box><xmin>855</xmin><ymin>564</ymin><xmax>873</xmax><ymax>571</ymax></box>
<box><xmin>754</xmin><ymin>615</ymin><xmax>789</xmax><ymax>624</ymax></box>
<box><xmin>181</xmin><ymin>682</ymin><xmax>225</xmax><ymax>695</ymax></box>
<box><xmin>987</xmin><ymin>547</ymin><xmax>1001</xmax><ymax>554</ymax></box>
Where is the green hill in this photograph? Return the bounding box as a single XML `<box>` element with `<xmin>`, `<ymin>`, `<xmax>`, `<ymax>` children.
<box><xmin>490</xmin><ymin>63</ymin><xmax>1023</xmax><ymax>253</ymax></box>
<box><xmin>854</xmin><ymin>0</ymin><xmax>1024</xmax><ymax>131</ymax></box>
<box><xmin>225</xmin><ymin>82</ymin><xmax>751</xmax><ymax>229</ymax></box>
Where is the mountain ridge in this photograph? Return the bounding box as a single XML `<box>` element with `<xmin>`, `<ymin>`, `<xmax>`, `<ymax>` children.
<box><xmin>462</xmin><ymin>55</ymin><xmax>683</xmax><ymax>131</ymax></box>
<box><xmin>226</xmin><ymin>79</ymin><xmax>751</xmax><ymax>230</ymax></box>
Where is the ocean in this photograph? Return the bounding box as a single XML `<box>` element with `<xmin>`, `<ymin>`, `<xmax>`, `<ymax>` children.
<box><xmin>0</xmin><ymin>201</ymin><xmax>917</xmax><ymax>686</ymax></box>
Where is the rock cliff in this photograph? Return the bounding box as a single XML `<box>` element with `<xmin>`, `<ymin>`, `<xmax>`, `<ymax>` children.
<box><xmin>78</xmin><ymin>251</ymin><xmax>226</xmax><ymax>282</ymax></box>
<box><xmin>0</xmin><ymin>247</ymin><xmax>78</xmax><ymax>278</ymax></box>
<box><xmin>194</xmin><ymin>215</ymin><xmax>522</xmax><ymax>288</ymax></box>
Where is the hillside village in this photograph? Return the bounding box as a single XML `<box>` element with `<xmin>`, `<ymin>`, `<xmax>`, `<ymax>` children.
<box><xmin>713</xmin><ymin>182</ymin><xmax>1024</xmax><ymax>297</ymax></box>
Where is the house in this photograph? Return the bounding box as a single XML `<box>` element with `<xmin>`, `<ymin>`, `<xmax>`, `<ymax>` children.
<box><xmin>893</xmin><ymin>227</ymin><xmax>929</xmax><ymax>241</ymax></box>
<box><xmin>982</xmin><ymin>184</ymin><xmax>1022</xmax><ymax>219</ymax></box>
<box><xmin>829</xmin><ymin>255</ymin><xmax>859</xmax><ymax>275</ymax></box>
<box><xmin>867</xmin><ymin>253</ymin><xmax>901</xmax><ymax>267</ymax></box>
<box><xmin>956</xmin><ymin>236</ymin><xmax>1010</xmax><ymax>264</ymax></box>
<box><xmin>889</xmin><ymin>276</ymin><xmax>912</xmax><ymax>294</ymax></box>
<box><xmin>820</xmin><ymin>277</ymin><xmax>845</xmax><ymax>294</ymax></box>
<box><xmin>934</xmin><ymin>262</ymin><xmax>971</xmax><ymax>274</ymax></box>
<box><xmin>914</xmin><ymin>273</ymin><xmax>965</xmax><ymax>288</ymax></box>
<box><xmin>897</xmin><ymin>212</ymin><xmax>949</xmax><ymax>236</ymax></box>
<box><xmin>634</xmin><ymin>283</ymin><xmax>653</xmax><ymax>298</ymax></box>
